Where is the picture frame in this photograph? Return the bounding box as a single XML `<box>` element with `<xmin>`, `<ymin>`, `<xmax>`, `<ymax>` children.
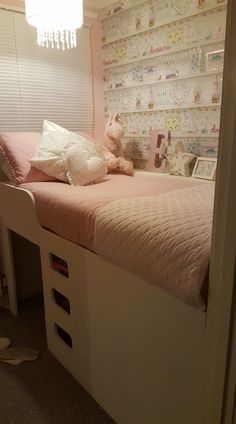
<box><xmin>192</xmin><ymin>157</ymin><xmax>217</xmax><ymax>180</ymax></box>
<box><xmin>206</xmin><ymin>49</ymin><xmax>224</xmax><ymax>72</ymax></box>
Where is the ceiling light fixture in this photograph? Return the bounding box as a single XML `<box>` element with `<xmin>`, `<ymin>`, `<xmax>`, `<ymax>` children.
<box><xmin>25</xmin><ymin>0</ymin><xmax>83</xmax><ymax>50</ymax></box>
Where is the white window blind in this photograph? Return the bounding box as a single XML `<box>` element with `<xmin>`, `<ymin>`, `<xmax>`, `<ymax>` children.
<box><xmin>0</xmin><ymin>9</ymin><xmax>93</xmax><ymax>133</ymax></box>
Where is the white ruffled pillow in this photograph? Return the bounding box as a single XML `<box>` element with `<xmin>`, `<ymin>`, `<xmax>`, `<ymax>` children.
<box><xmin>30</xmin><ymin>121</ymin><xmax>107</xmax><ymax>185</ymax></box>
<box><xmin>66</xmin><ymin>144</ymin><xmax>107</xmax><ymax>186</ymax></box>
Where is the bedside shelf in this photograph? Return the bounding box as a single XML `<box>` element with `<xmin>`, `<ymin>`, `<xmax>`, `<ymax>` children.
<box><xmin>105</xmin><ymin>102</ymin><xmax>221</xmax><ymax>115</ymax></box>
<box><xmin>134</xmin><ymin>169</ymin><xmax>216</xmax><ymax>182</ymax></box>
<box><xmin>103</xmin><ymin>38</ymin><xmax>225</xmax><ymax>70</ymax></box>
<box><xmin>101</xmin><ymin>0</ymin><xmax>149</xmax><ymax>21</ymax></box>
<box><xmin>102</xmin><ymin>2</ymin><xmax>227</xmax><ymax>46</ymax></box>
<box><xmin>104</xmin><ymin>70</ymin><xmax>223</xmax><ymax>92</ymax></box>
<box><xmin>123</xmin><ymin>133</ymin><xmax>219</xmax><ymax>138</ymax></box>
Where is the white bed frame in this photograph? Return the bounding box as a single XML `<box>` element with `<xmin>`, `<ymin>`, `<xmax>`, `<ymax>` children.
<box><xmin>0</xmin><ymin>180</ymin><xmax>207</xmax><ymax>424</ymax></box>
<box><xmin>1</xmin><ymin>1</ymin><xmax>236</xmax><ymax>420</ymax></box>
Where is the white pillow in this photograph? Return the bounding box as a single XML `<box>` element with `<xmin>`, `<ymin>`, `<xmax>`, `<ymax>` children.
<box><xmin>30</xmin><ymin>121</ymin><xmax>70</xmax><ymax>181</ymax></box>
<box><xmin>66</xmin><ymin>144</ymin><xmax>107</xmax><ymax>186</ymax></box>
<box><xmin>30</xmin><ymin>120</ymin><xmax>103</xmax><ymax>183</ymax></box>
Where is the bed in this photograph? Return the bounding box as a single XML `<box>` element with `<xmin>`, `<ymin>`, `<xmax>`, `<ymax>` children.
<box><xmin>19</xmin><ymin>173</ymin><xmax>213</xmax><ymax>310</ymax></box>
<box><xmin>0</xmin><ymin>171</ymin><xmax>213</xmax><ymax>424</ymax></box>
<box><xmin>0</xmin><ymin>169</ymin><xmax>214</xmax><ymax>424</ymax></box>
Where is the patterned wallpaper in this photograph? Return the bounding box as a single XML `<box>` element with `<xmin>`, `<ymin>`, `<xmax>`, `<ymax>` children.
<box><xmin>101</xmin><ymin>0</ymin><xmax>227</xmax><ymax>169</ymax></box>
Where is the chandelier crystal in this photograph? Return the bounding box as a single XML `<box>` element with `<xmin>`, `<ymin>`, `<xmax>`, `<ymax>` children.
<box><xmin>25</xmin><ymin>0</ymin><xmax>83</xmax><ymax>50</ymax></box>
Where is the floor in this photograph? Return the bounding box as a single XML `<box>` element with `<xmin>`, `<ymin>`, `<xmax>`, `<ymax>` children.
<box><xmin>0</xmin><ymin>296</ymin><xmax>115</xmax><ymax>424</ymax></box>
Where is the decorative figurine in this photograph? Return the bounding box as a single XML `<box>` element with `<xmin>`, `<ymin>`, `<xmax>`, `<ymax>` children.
<box><xmin>149</xmin><ymin>1</ymin><xmax>155</xmax><ymax>27</ymax></box>
<box><xmin>212</xmin><ymin>76</ymin><xmax>221</xmax><ymax>104</ymax></box>
<box><xmin>147</xmin><ymin>129</ymin><xmax>170</xmax><ymax>173</ymax></box>
<box><xmin>148</xmin><ymin>88</ymin><xmax>155</xmax><ymax>109</ymax></box>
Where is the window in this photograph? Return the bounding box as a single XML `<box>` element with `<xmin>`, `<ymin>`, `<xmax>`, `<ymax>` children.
<box><xmin>0</xmin><ymin>9</ymin><xmax>93</xmax><ymax>133</ymax></box>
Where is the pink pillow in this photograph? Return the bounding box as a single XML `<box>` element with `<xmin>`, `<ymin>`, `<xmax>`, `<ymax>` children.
<box><xmin>78</xmin><ymin>132</ymin><xmax>96</xmax><ymax>143</ymax></box>
<box><xmin>0</xmin><ymin>132</ymin><xmax>55</xmax><ymax>185</ymax></box>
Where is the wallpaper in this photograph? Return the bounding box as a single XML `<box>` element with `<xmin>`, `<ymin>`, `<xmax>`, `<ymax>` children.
<box><xmin>101</xmin><ymin>0</ymin><xmax>226</xmax><ymax>169</ymax></box>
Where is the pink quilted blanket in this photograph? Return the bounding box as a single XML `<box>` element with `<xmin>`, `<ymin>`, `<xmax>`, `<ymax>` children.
<box><xmin>21</xmin><ymin>174</ymin><xmax>214</xmax><ymax>309</ymax></box>
<box><xmin>94</xmin><ymin>184</ymin><xmax>214</xmax><ymax>310</ymax></box>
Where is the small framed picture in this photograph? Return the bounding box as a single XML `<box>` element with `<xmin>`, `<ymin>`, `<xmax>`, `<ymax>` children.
<box><xmin>206</xmin><ymin>50</ymin><xmax>224</xmax><ymax>72</ymax></box>
<box><xmin>192</xmin><ymin>157</ymin><xmax>217</xmax><ymax>180</ymax></box>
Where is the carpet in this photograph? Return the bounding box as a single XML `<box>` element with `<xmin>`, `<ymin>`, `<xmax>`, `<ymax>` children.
<box><xmin>0</xmin><ymin>296</ymin><xmax>115</xmax><ymax>424</ymax></box>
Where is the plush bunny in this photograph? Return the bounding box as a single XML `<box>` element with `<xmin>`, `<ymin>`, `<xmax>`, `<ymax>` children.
<box><xmin>103</xmin><ymin>113</ymin><xmax>134</xmax><ymax>176</ymax></box>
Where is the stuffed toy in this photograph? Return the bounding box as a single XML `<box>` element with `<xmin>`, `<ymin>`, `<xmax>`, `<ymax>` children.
<box><xmin>103</xmin><ymin>113</ymin><xmax>134</xmax><ymax>176</ymax></box>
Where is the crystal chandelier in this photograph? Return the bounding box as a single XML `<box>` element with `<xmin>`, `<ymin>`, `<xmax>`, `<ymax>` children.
<box><xmin>25</xmin><ymin>0</ymin><xmax>83</xmax><ymax>50</ymax></box>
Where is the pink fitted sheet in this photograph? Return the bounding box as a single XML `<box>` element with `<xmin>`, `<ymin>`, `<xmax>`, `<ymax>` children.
<box><xmin>20</xmin><ymin>173</ymin><xmax>206</xmax><ymax>252</ymax></box>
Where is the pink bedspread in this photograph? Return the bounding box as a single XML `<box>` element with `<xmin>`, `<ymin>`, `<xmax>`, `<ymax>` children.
<box><xmin>20</xmin><ymin>173</ymin><xmax>214</xmax><ymax>309</ymax></box>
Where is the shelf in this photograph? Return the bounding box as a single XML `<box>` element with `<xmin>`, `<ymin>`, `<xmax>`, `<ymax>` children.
<box><xmin>104</xmin><ymin>70</ymin><xmax>223</xmax><ymax>92</ymax></box>
<box><xmin>101</xmin><ymin>0</ymin><xmax>149</xmax><ymax>21</ymax></box>
<box><xmin>123</xmin><ymin>133</ymin><xmax>219</xmax><ymax>138</ymax></box>
<box><xmin>103</xmin><ymin>38</ymin><xmax>225</xmax><ymax>70</ymax></box>
<box><xmin>102</xmin><ymin>2</ymin><xmax>227</xmax><ymax>46</ymax></box>
<box><xmin>134</xmin><ymin>170</ymin><xmax>215</xmax><ymax>180</ymax></box>
<box><xmin>105</xmin><ymin>102</ymin><xmax>221</xmax><ymax>115</ymax></box>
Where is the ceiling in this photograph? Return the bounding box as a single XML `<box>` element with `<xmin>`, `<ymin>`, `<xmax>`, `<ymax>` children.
<box><xmin>12</xmin><ymin>1</ymin><xmax>116</xmax><ymax>11</ymax></box>
<box><xmin>83</xmin><ymin>0</ymin><xmax>116</xmax><ymax>9</ymax></box>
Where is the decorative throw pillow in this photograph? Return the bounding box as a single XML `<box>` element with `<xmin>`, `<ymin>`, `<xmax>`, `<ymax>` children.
<box><xmin>66</xmin><ymin>144</ymin><xmax>107</xmax><ymax>186</ymax></box>
<box><xmin>0</xmin><ymin>132</ymin><xmax>55</xmax><ymax>185</ymax></box>
<box><xmin>30</xmin><ymin>121</ymin><xmax>107</xmax><ymax>185</ymax></box>
<box><xmin>0</xmin><ymin>151</ymin><xmax>15</xmax><ymax>181</ymax></box>
<box><xmin>30</xmin><ymin>121</ymin><xmax>74</xmax><ymax>182</ymax></box>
